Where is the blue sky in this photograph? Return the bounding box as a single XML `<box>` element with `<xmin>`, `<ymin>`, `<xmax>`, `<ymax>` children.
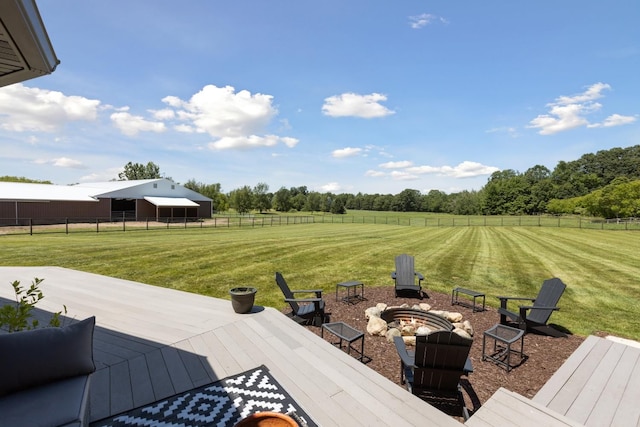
<box><xmin>1</xmin><ymin>1</ymin><xmax>638</xmax><ymax>195</ymax></box>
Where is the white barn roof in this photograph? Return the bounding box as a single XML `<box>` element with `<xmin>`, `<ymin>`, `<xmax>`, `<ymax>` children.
<box><xmin>0</xmin><ymin>182</ymin><xmax>98</xmax><ymax>202</ymax></box>
<box><xmin>0</xmin><ymin>179</ymin><xmax>212</xmax><ymax>203</ymax></box>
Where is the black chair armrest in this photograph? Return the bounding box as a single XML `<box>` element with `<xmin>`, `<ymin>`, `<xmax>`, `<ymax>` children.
<box><xmin>393</xmin><ymin>336</ymin><xmax>415</xmax><ymax>368</ymax></box>
<box><xmin>284</xmin><ymin>297</ymin><xmax>322</xmax><ymax>303</ymax></box>
<box><xmin>391</xmin><ymin>272</ymin><xmax>397</xmax><ymax>280</ymax></box>
<box><xmin>497</xmin><ymin>296</ymin><xmax>535</xmax><ymax>309</ymax></box>
<box><xmin>497</xmin><ymin>296</ymin><xmax>535</xmax><ymax>301</ymax></box>
<box><xmin>519</xmin><ymin>305</ymin><xmax>559</xmax><ymax>311</ymax></box>
<box><xmin>415</xmin><ymin>272</ymin><xmax>424</xmax><ymax>281</ymax></box>
<box><xmin>463</xmin><ymin>357</ymin><xmax>474</xmax><ymax>375</ymax></box>
<box><xmin>291</xmin><ymin>289</ymin><xmax>323</xmax><ymax>298</ymax></box>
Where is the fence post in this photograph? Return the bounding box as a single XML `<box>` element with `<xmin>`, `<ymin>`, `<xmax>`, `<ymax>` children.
<box><xmin>96</xmin><ymin>218</ymin><xmax>99</xmax><ymax>233</ymax></box>
<box><xmin>184</xmin><ymin>217</ymin><xmax>187</xmax><ymax>229</ymax></box>
<box><xmin>29</xmin><ymin>218</ymin><xmax>33</xmax><ymax>235</ymax></box>
<box><xmin>147</xmin><ymin>218</ymin><xmax>149</xmax><ymax>230</ymax></box>
<box><xmin>65</xmin><ymin>218</ymin><xmax>69</xmax><ymax>234</ymax></box>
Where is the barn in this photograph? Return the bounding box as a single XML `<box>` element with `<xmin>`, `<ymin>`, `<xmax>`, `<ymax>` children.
<box><xmin>0</xmin><ymin>179</ymin><xmax>213</xmax><ymax>225</ymax></box>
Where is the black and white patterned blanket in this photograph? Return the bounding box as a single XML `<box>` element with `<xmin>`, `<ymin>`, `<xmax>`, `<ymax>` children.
<box><xmin>93</xmin><ymin>365</ymin><xmax>316</xmax><ymax>427</ymax></box>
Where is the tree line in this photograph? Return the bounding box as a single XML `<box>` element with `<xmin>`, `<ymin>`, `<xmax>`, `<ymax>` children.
<box><xmin>182</xmin><ymin>145</ymin><xmax>640</xmax><ymax>218</ymax></box>
<box><xmin>5</xmin><ymin>145</ymin><xmax>640</xmax><ymax>218</ymax></box>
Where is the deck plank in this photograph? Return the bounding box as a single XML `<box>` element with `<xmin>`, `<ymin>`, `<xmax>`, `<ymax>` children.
<box><xmin>144</xmin><ymin>349</ymin><xmax>175</xmax><ymax>400</ymax></box>
<box><xmin>601</xmin><ymin>346</ymin><xmax>640</xmax><ymax>427</ymax></box>
<box><xmin>109</xmin><ymin>361</ymin><xmax>133</xmax><ymax>415</ymax></box>
<box><xmin>127</xmin><ymin>354</ymin><xmax>155</xmax><ymax>408</ymax></box>
<box><xmin>465</xmin><ymin>388</ymin><xmax>583</xmax><ymax>427</ymax></box>
<box><xmin>565</xmin><ymin>341</ymin><xmax>626</xmax><ymax>424</ymax></box>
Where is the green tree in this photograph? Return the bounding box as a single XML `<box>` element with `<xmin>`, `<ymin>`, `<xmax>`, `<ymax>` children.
<box><xmin>393</xmin><ymin>189</ymin><xmax>421</xmax><ymax>212</ymax></box>
<box><xmin>422</xmin><ymin>190</ymin><xmax>448</xmax><ymax>213</ymax></box>
<box><xmin>0</xmin><ymin>176</ymin><xmax>52</xmax><ymax>184</ymax></box>
<box><xmin>303</xmin><ymin>192</ymin><xmax>323</xmax><ymax>212</ymax></box>
<box><xmin>272</xmin><ymin>187</ymin><xmax>292</xmax><ymax>212</ymax></box>
<box><xmin>118</xmin><ymin>161</ymin><xmax>162</xmax><ymax>180</ymax></box>
<box><xmin>253</xmin><ymin>182</ymin><xmax>271</xmax><ymax>213</ymax></box>
<box><xmin>229</xmin><ymin>186</ymin><xmax>253</xmax><ymax>214</ymax></box>
<box><xmin>448</xmin><ymin>190</ymin><xmax>481</xmax><ymax>215</ymax></box>
<box><xmin>184</xmin><ymin>179</ymin><xmax>228</xmax><ymax>213</ymax></box>
<box><xmin>330</xmin><ymin>196</ymin><xmax>346</xmax><ymax>214</ymax></box>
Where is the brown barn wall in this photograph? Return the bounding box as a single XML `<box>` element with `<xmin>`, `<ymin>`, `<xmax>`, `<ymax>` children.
<box><xmin>137</xmin><ymin>200</ymin><xmax>157</xmax><ymax>220</ymax></box>
<box><xmin>197</xmin><ymin>201</ymin><xmax>211</xmax><ymax>218</ymax></box>
<box><xmin>0</xmin><ymin>200</ymin><xmax>110</xmax><ymax>224</ymax></box>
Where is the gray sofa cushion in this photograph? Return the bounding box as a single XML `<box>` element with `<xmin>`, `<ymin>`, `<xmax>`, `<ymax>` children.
<box><xmin>0</xmin><ymin>316</ymin><xmax>95</xmax><ymax>396</ymax></box>
<box><xmin>0</xmin><ymin>375</ymin><xmax>91</xmax><ymax>427</ymax></box>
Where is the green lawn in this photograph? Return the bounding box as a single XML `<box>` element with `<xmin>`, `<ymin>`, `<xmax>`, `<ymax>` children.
<box><xmin>2</xmin><ymin>223</ymin><xmax>639</xmax><ymax>340</ymax></box>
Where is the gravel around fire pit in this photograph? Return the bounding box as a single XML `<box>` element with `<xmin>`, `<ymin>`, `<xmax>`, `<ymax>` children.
<box><xmin>286</xmin><ymin>286</ymin><xmax>584</xmax><ymax>415</ymax></box>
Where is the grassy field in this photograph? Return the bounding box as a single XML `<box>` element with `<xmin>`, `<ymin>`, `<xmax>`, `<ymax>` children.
<box><xmin>2</xmin><ymin>223</ymin><xmax>639</xmax><ymax>340</ymax></box>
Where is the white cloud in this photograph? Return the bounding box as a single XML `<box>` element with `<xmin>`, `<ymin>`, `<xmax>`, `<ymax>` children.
<box><xmin>151</xmin><ymin>108</ymin><xmax>175</xmax><ymax>120</ymax></box>
<box><xmin>368</xmin><ymin>161</ymin><xmax>498</xmax><ymax>181</ymax></box>
<box><xmin>33</xmin><ymin>157</ymin><xmax>86</xmax><ymax>169</ymax></box>
<box><xmin>390</xmin><ymin>170</ymin><xmax>419</xmax><ymax>181</ymax></box>
<box><xmin>161</xmin><ymin>84</ymin><xmax>295</xmax><ymax>150</ymax></box>
<box><xmin>281</xmin><ymin>137</ymin><xmax>300</xmax><ymax>148</ymax></box>
<box><xmin>79</xmin><ymin>167</ymin><xmax>122</xmax><ymax>182</ymax></box>
<box><xmin>322</xmin><ymin>93</ymin><xmax>395</xmax><ymax>118</ymax></box>
<box><xmin>406</xmin><ymin>161</ymin><xmax>499</xmax><ymax>178</ymax></box>
<box><xmin>528</xmin><ymin>83</ymin><xmax>635</xmax><ymax>135</ymax></box>
<box><xmin>319</xmin><ymin>182</ymin><xmax>342</xmax><ymax>192</ymax></box>
<box><xmin>486</xmin><ymin>126</ymin><xmax>519</xmax><ymax>137</ymax></box>
<box><xmin>110</xmin><ymin>111</ymin><xmax>166</xmax><ymax>136</ymax></box>
<box><xmin>379</xmin><ymin>160</ymin><xmax>413</xmax><ymax>169</ymax></box>
<box><xmin>332</xmin><ymin>147</ymin><xmax>363</xmax><ymax>158</ymax></box>
<box><xmin>0</xmin><ymin>84</ymin><xmax>100</xmax><ymax>132</ymax></box>
<box><xmin>588</xmin><ymin>113</ymin><xmax>637</xmax><ymax>128</ymax></box>
<box><xmin>208</xmin><ymin>134</ymin><xmax>298</xmax><ymax>150</ymax></box>
<box><xmin>365</xmin><ymin>170</ymin><xmax>386</xmax><ymax>177</ymax></box>
<box><xmin>409</xmin><ymin>13</ymin><xmax>449</xmax><ymax>29</ymax></box>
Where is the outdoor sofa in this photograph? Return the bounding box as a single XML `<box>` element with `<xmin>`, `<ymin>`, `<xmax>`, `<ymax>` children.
<box><xmin>0</xmin><ymin>316</ymin><xmax>96</xmax><ymax>427</ymax></box>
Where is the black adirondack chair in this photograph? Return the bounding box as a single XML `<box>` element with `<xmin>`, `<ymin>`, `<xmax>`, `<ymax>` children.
<box><xmin>497</xmin><ymin>278</ymin><xmax>567</xmax><ymax>337</ymax></box>
<box><xmin>275</xmin><ymin>272</ymin><xmax>326</xmax><ymax>326</ymax></box>
<box><xmin>394</xmin><ymin>331</ymin><xmax>474</xmax><ymax>420</ymax></box>
<box><xmin>391</xmin><ymin>254</ymin><xmax>424</xmax><ymax>298</ymax></box>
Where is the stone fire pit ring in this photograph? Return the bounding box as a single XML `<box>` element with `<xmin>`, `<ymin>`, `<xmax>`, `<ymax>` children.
<box><xmin>380</xmin><ymin>308</ymin><xmax>454</xmax><ymax>332</ymax></box>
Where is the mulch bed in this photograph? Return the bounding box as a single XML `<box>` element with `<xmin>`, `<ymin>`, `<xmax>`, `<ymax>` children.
<box><xmin>288</xmin><ymin>286</ymin><xmax>585</xmax><ymax>414</ymax></box>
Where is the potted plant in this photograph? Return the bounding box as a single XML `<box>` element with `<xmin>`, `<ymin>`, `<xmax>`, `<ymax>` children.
<box><xmin>229</xmin><ymin>287</ymin><xmax>257</xmax><ymax>314</ymax></box>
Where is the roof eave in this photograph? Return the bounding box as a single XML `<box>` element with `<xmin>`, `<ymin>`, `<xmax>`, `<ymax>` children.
<box><xmin>0</xmin><ymin>0</ymin><xmax>60</xmax><ymax>87</ymax></box>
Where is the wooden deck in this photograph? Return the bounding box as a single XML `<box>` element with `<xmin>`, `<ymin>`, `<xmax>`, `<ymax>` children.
<box><xmin>464</xmin><ymin>387</ymin><xmax>582</xmax><ymax>427</ymax></box>
<box><xmin>534</xmin><ymin>335</ymin><xmax>640</xmax><ymax>426</ymax></box>
<box><xmin>0</xmin><ymin>266</ymin><xmax>462</xmax><ymax>427</ymax></box>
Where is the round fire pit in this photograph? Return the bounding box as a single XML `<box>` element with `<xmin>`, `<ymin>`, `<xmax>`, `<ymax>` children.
<box><xmin>380</xmin><ymin>308</ymin><xmax>454</xmax><ymax>332</ymax></box>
